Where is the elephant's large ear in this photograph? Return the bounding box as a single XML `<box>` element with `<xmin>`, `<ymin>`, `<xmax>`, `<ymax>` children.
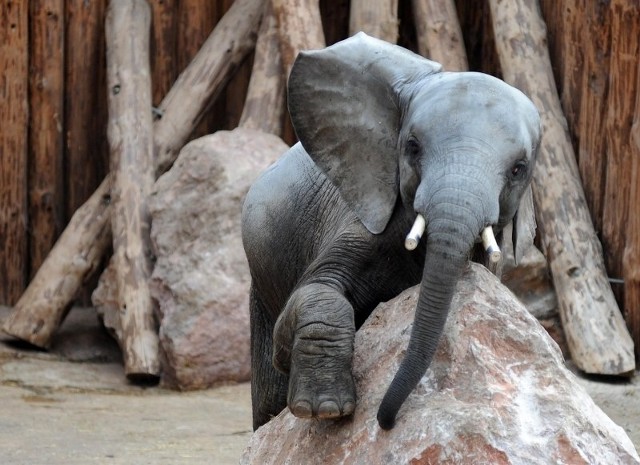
<box><xmin>288</xmin><ymin>32</ymin><xmax>442</xmax><ymax>234</ymax></box>
<box><xmin>512</xmin><ymin>185</ymin><xmax>536</xmax><ymax>265</ymax></box>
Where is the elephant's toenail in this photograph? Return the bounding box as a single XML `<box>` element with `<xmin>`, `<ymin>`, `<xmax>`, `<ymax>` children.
<box><xmin>291</xmin><ymin>401</ymin><xmax>313</xmax><ymax>418</ymax></box>
<box><xmin>342</xmin><ymin>401</ymin><xmax>355</xmax><ymax>415</ymax></box>
<box><xmin>318</xmin><ymin>401</ymin><xmax>340</xmax><ymax>418</ymax></box>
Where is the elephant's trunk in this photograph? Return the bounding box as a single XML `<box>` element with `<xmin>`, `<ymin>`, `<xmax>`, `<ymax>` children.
<box><xmin>377</xmin><ymin>178</ymin><xmax>491</xmax><ymax>430</ymax></box>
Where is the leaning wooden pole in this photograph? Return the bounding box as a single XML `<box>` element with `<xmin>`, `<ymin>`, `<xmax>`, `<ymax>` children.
<box><xmin>105</xmin><ymin>0</ymin><xmax>158</xmax><ymax>379</ymax></box>
<box><xmin>489</xmin><ymin>0</ymin><xmax>635</xmax><ymax>374</ymax></box>
<box><xmin>2</xmin><ymin>0</ymin><xmax>264</xmax><ymax>348</ymax></box>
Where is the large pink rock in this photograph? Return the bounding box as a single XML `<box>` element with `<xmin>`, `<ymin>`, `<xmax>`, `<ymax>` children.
<box><xmin>94</xmin><ymin>128</ymin><xmax>288</xmax><ymax>389</ymax></box>
<box><xmin>241</xmin><ymin>263</ymin><xmax>639</xmax><ymax>464</ymax></box>
<box><xmin>149</xmin><ymin>128</ymin><xmax>287</xmax><ymax>389</ymax></box>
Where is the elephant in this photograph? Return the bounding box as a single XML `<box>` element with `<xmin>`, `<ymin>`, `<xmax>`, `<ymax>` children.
<box><xmin>241</xmin><ymin>32</ymin><xmax>541</xmax><ymax>431</ymax></box>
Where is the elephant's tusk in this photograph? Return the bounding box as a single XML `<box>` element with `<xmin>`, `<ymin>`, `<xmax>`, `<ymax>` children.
<box><xmin>481</xmin><ymin>226</ymin><xmax>501</xmax><ymax>263</ymax></box>
<box><xmin>405</xmin><ymin>214</ymin><xmax>426</xmax><ymax>251</ymax></box>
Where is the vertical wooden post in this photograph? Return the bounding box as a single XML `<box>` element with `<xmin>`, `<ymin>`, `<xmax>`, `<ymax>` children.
<box><xmin>601</xmin><ymin>0</ymin><xmax>640</xmax><ymax>297</ymax></box>
<box><xmin>64</xmin><ymin>0</ymin><xmax>108</xmax><ymax>219</ymax></box>
<box><xmin>0</xmin><ymin>0</ymin><xmax>29</xmax><ymax>304</ymax></box>
<box><xmin>28</xmin><ymin>0</ymin><xmax>65</xmax><ymax>278</ymax></box>
<box><xmin>106</xmin><ymin>0</ymin><xmax>158</xmax><ymax>379</ymax></box>
<box><xmin>575</xmin><ymin>1</ymin><xmax>611</xmax><ymax>235</ymax></box>
<box><xmin>149</xmin><ymin>0</ymin><xmax>178</xmax><ymax>107</ymax></box>
<box><xmin>349</xmin><ymin>0</ymin><xmax>398</xmax><ymax>43</ymax></box>
<box><xmin>622</xmin><ymin>13</ymin><xmax>640</xmax><ymax>359</ymax></box>
<box><xmin>489</xmin><ymin>0</ymin><xmax>635</xmax><ymax>375</ymax></box>
<box><xmin>412</xmin><ymin>0</ymin><xmax>467</xmax><ymax>71</ymax></box>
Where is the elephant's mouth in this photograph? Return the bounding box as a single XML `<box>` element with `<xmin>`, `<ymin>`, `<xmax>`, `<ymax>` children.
<box><xmin>404</xmin><ymin>214</ymin><xmax>501</xmax><ymax>264</ymax></box>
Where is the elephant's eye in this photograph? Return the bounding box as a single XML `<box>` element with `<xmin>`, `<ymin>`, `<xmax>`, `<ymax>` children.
<box><xmin>406</xmin><ymin>138</ymin><xmax>421</xmax><ymax>158</ymax></box>
<box><xmin>510</xmin><ymin>161</ymin><xmax>528</xmax><ymax>180</ymax></box>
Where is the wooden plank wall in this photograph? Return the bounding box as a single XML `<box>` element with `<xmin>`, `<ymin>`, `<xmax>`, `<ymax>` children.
<box><xmin>1</xmin><ymin>0</ymin><xmax>639</xmax><ymax>355</ymax></box>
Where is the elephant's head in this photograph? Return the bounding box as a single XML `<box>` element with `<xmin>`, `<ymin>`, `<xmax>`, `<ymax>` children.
<box><xmin>288</xmin><ymin>33</ymin><xmax>541</xmax><ymax>430</ymax></box>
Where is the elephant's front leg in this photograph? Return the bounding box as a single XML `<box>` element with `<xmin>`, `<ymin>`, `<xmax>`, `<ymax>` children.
<box><xmin>273</xmin><ymin>283</ymin><xmax>356</xmax><ymax>419</ymax></box>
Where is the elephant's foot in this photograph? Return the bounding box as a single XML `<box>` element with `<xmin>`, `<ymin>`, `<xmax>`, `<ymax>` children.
<box><xmin>286</xmin><ymin>323</ymin><xmax>356</xmax><ymax>419</ymax></box>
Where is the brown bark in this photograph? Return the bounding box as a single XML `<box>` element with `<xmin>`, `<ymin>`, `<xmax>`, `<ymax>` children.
<box><xmin>64</xmin><ymin>0</ymin><xmax>108</xmax><ymax>220</ymax></box>
<box><xmin>28</xmin><ymin>0</ymin><xmax>65</xmax><ymax>278</ymax></box>
<box><xmin>412</xmin><ymin>0</ymin><xmax>467</xmax><ymax>71</ymax></box>
<box><xmin>2</xmin><ymin>0</ymin><xmax>263</xmax><ymax>348</ymax></box>
<box><xmin>489</xmin><ymin>0</ymin><xmax>635</xmax><ymax>374</ymax></box>
<box><xmin>0</xmin><ymin>0</ymin><xmax>29</xmax><ymax>304</ymax></box>
<box><xmin>155</xmin><ymin>0</ymin><xmax>263</xmax><ymax>174</ymax></box>
<box><xmin>624</xmin><ymin>55</ymin><xmax>640</xmax><ymax>359</ymax></box>
<box><xmin>149</xmin><ymin>0</ymin><xmax>177</xmax><ymax>107</ymax></box>
<box><xmin>576</xmin><ymin>1</ymin><xmax>611</xmax><ymax>235</ymax></box>
<box><xmin>601</xmin><ymin>0</ymin><xmax>640</xmax><ymax>291</ymax></box>
<box><xmin>349</xmin><ymin>0</ymin><xmax>398</xmax><ymax>43</ymax></box>
<box><xmin>239</xmin><ymin>3</ymin><xmax>285</xmax><ymax>135</ymax></box>
<box><xmin>106</xmin><ymin>0</ymin><xmax>159</xmax><ymax>379</ymax></box>
<box><xmin>272</xmin><ymin>0</ymin><xmax>325</xmax><ymax>78</ymax></box>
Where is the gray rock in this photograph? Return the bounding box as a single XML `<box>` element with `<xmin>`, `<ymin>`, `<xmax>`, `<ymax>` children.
<box><xmin>94</xmin><ymin>128</ymin><xmax>288</xmax><ymax>389</ymax></box>
<box><xmin>241</xmin><ymin>263</ymin><xmax>639</xmax><ymax>465</ymax></box>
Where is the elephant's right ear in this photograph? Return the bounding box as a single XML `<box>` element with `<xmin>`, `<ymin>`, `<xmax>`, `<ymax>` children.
<box><xmin>288</xmin><ymin>32</ymin><xmax>442</xmax><ymax>234</ymax></box>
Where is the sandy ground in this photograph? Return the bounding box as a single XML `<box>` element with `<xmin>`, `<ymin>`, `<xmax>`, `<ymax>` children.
<box><xmin>0</xmin><ymin>306</ymin><xmax>638</xmax><ymax>464</ymax></box>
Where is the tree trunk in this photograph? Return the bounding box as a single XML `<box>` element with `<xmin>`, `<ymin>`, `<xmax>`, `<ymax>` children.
<box><xmin>412</xmin><ymin>0</ymin><xmax>467</xmax><ymax>71</ymax></box>
<box><xmin>489</xmin><ymin>0</ymin><xmax>635</xmax><ymax>375</ymax></box>
<box><xmin>2</xmin><ymin>0</ymin><xmax>263</xmax><ymax>349</ymax></box>
<box><xmin>149</xmin><ymin>0</ymin><xmax>177</xmax><ymax>107</ymax></box>
<box><xmin>601</xmin><ymin>0</ymin><xmax>640</xmax><ymax>301</ymax></box>
<box><xmin>64</xmin><ymin>0</ymin><xmax>108</xmax><ymax>220</ymax></box>
<box><xmin>0</xmin><ymin>0</ymin><xmax>29</xmax><ymax>304</ymax></box>
<box><xmin>623</xmin><ymin>43</ymin><xmax>640</xmax><ymax>359</ymax></box>
<box><xmin>239</xmin><ymin>3</ymin><xmax>285</xmax><ymax>135</ymax></box>
<box><xmin>28</xmin><ymin>0</ymin><xmax>65</xmax><ymax>279</ymax></box>
<box><xmin>349</xmin><ymin>0</ymin><xmax>398</xmax><ymax>43</ymax></box>
<box><xmin>575</xmin><ymin>0</ymin><xmax>611</xmax><ymax>235</ymax></box>
<box><xmin>106</xmin><ymin>0</ymin><xmax>159</xmax><ymax>380</ymax></box>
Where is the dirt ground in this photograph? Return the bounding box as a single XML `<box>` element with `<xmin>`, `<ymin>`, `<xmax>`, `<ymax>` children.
<box><xmin>0</xmin><ymin>306</ymin><xmax>638</xmax><ymax>464</ymax></box>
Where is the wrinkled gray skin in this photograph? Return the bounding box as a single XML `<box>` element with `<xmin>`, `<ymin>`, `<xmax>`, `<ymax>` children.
<box><xmin>242</xmin><ymin>33</ymin><xmax>541</xmax><ymax>431</ymax></box>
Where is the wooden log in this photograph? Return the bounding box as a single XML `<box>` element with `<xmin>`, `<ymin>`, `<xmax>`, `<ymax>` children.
<box><xmin>412</xmin><ymin>0</ymin><xmax>467</xmax><ymax>71</ymax></box>
<box><xmin>601</xmin><ymin>0</ymin><xmax>640</xmax><ymax>294</ymax></box>
<box><xmin>272</xmin><ymin>0</ymin><xmax>325</xmax><ymax>78</ymax></box>
<box><xmin>1</xmin><ymin>0</ymin><xmax>263</xmax><ymax>348</ymax></box>
<box><xmin>0</xmin><ymin>0</ymin><xmax>29</xmax><ymax>304</ymax></box>
<box><xmin>349</xmin><ymin>0</ymin><xmax>398</xmax><ymax>43</ymax></box>
<box><xmin>489</xmin><ymin>0</ymin><xmax>635</xmax><ymax>375</ymax></box>
<box><xmin>28</xmin><ymin>0</ymin><xmax>65</xmax><ymax>278</ymax></box>
<box><xmin>576</xmin><ymin>1</ymin><xmax>611</xmax><ymax>235</ymax></box>
<box><xmin>319</xmin><ymin>0</ymin><xmax>350</xmax><ymax>45</ymax></box>
<box><xmin>239</xmin><ymin>3</ymin><xmax>285</xmax><ymax>135</ymax></box>
<box><xmin>624</xmin><ymin>54</ymin><xmax>640</xmax><ymax>359</ymax></box>
<box><xmin>64</xmin><ymin>0</ymin><xmax>108</xmax><ymax>220</ymax></box>
<box><xmin>106</xmin><ymin>0</ymin><xmax>158</xmax><ymax>379</ymax></box>
<box><xmin>155</xmin><ymin>0</ymin><xmax>263</xmax><ymax>174</ymax></box>
<box><xmin>272</xmin><ymin>0</ymin><xmax>325</xmax><ymax>145</ymax></box>
<box><xmin>149</xmin><ymin>0</ymin><xmax>177</xmax><ymax>107</ymax></box>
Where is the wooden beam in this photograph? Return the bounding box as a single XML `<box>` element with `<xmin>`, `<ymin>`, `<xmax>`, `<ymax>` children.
<box><xmin>489</xmin><ymin>0</ymin><xmax>635</xmax><ymax>375</ymax></box>
<box><xmin>28</xmin><ymin>0</ymin><xmax>65</xmax><ymax>278</ymax></box>
<box><xmin>0</xmin><ymin>0</ymin><xmax>29</xmax><ymax>304</ymax></box>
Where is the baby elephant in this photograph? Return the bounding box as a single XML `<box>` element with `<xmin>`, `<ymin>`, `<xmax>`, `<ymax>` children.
<box><xmin>242</xmin><ymin>33</ymin><xmax>541</xmax><ymax>430</ymax></box>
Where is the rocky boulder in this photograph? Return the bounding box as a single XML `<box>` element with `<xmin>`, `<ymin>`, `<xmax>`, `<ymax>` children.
<box><xmin>93</xmin><ymin>128</ymin><xmax>288</xmax><ymax>389</ymax></box>
<box><xmin>241</xmin><ymin>263</ymin><xmax>639</xmax><ymax>464</ymax></box>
